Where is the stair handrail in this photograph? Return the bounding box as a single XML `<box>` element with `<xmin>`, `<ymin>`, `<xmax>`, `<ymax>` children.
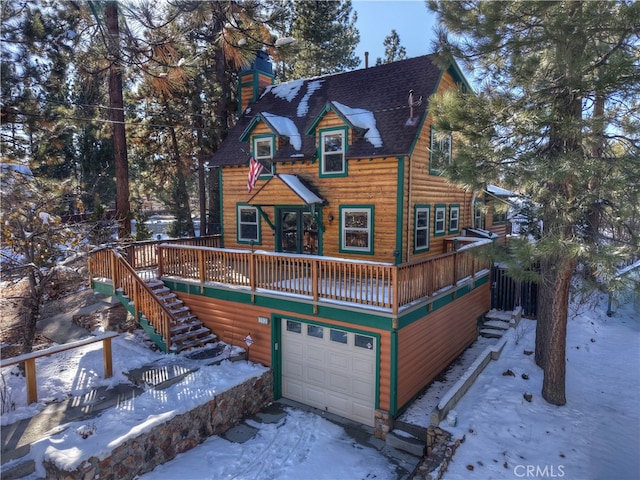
<box><xmin>107</xmin><ymin>248</ymin><xmax>177</xmax><ymax>352</ymax></box>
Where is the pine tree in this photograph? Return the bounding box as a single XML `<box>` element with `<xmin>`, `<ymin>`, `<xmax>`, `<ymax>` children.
<box><xmin>375</xmin><ymin>29</ymin><xmax>406</xmax><ymax>65</ymax></box>
<box><xmin>428</xmin><ymin>0</ymin><xmax>640</xmax><ymax>405</ymax></box>
<box><xmin>290</xmin><ymin>0</ymin><xmax>360</xmax><ymax>77</ymax></box>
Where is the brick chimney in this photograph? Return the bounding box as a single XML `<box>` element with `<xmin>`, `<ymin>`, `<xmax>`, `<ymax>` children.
<box><xmin>238</xmin><ymin>51</ymin><xmax>274</xmax><ymax>115</ymax></box>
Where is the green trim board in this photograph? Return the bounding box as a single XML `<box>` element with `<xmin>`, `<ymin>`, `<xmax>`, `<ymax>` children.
<box><xmin>159</xmin><ymin>269</ymin><xmax>490</xmax><ymax>333</ymax></box>
<box><xmin>390</xmin><ymin>330</ymin><xmax>398</xmax><ymax>415</ymax></box>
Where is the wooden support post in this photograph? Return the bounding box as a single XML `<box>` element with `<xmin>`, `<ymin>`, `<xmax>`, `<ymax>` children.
<box><xmin>103</xmin><ymin>336</ymin><xmax>113</xmax><ymax>378</ymax></box>
<box><xmin>24</xmin><ymin>358</ymin><xmax>37</xmax><ymax>404</ymax></box>
<box><xmin>312</xmin><ymin>260</ymin><xmax>319</xmax><ymax>314</ymax></box>
<box><xmin>110</xmin><ymin>251</ymin><xmax>118</xmax><ymax>295</ymax></box>
<box><xmin>391</xmin><ymin>266</ymin><xmax>398</xmax><ymax>317</ymax></box>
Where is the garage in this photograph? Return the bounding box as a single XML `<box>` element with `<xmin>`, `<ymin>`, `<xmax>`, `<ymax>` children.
<box><xmin>281</xmin><ymin>318</ymin><xmax>377</xmax><ymax>426</ymax></box>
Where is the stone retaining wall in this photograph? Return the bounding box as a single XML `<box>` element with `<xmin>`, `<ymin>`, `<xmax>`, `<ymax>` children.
<box><xmin>44</xmin><ymin>370</ymin><xmax>273</xmax><ymax>480</ymax></box>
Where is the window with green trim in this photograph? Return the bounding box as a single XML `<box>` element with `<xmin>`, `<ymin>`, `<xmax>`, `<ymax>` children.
<box><xmin>415</xmin><ymin>205</ymin><xmax>430</xmax><ymax>251</ymax></box>
<box><xmin>434</xmin><ymin>204</ymin><xmax>446</xmax><ymax>236</ymax></box>
<box><xmin>429</xmin><ymin>127</ymin><xmax>452</xmax><ymax>175</ymax></box>
<box><xmin>253</xmin><ymin>136</ymin><xmax>275</xmax><ymax>175</ymax></box>
<box><xmin>340</xmin><ymin>206</ymin><xmax>373</xmax><ymax>253</ymax></box>
<box><xmin>449</xmin><ymin>205</ymin><xmax>460</xmax><ymax>233</ymax></box>
<box><xmin>237</xmin><ymin>205</ymin><xmax>260</xmax><ymax>243</ymax></box>
<box><xmin>320</xmin><ymin>130</ymin><xmax>346</xmax><ymax>175</ymax></box>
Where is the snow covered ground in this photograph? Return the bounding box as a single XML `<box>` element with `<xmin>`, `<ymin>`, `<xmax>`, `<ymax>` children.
<box><xmin>440</xmin><ymin>289</ymin><xmax>639</xmax><ymax>480</ymax></box>
<box><xmin>1</xmin><ymin>286</ymin><xmax>638</xmax><ymax>480</ymax></box>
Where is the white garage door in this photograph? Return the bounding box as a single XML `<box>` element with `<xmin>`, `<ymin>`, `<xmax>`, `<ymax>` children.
<box><xmin>281</xmin><ymin>318</ymin><xmax>377</xmax><ymax>426</ymax></box>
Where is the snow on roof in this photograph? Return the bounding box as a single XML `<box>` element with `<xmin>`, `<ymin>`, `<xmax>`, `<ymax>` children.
<box><xmin>278</xmin><ymin>174</ymin><xmax>323</xmax><ymax>204</ymax></box>
<box><xmin>332</xmin><ymin>101</ymin><xmax>383</xmax><ymax>148</ymax></box>
<box><xmin>264</xmin><ymin>79</ymin><xmax>305</xmax><ymax>102</ymax></box>
<box><xmin>297</xmin><ymin>80</ymin><xmax>324</xmax><ymax>117</ymax></box>
<box><xmin>487</xmin><ymin>184</ymin><xmax>518</xmax><ymax>197</ymax></box>
<box><xmin>262</xmin><ymin>112</ymin><xmax>302</xmax><ymax>150</ymax></box>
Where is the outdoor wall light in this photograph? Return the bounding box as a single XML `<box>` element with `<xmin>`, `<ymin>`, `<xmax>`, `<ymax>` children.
<box><xmin>328</xmin><ymin>214</ymin><xmax>334</xmax><ymax>224</ymax></box>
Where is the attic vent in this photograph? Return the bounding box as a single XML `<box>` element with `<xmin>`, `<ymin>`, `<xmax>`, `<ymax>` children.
<box><xmin>405</xmin><ymin>89</ymin><xmax>423</xmax><ymax>127</ymax></box>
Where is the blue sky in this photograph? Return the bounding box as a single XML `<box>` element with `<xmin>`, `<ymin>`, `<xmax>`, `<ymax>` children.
<box><xmin>352</xmin><ymin>0</ymin><xmax>438</xmax><ymax>67</ymax></box>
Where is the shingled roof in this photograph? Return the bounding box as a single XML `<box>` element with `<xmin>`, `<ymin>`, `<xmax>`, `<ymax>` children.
<box><xmin>211</xmin><ymin>54</ymin><xmax>448</xmax><ymax>167</ymax></box>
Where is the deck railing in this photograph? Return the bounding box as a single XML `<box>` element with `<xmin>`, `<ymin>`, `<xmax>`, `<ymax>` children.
<box><xmin>89</xmin><ymin>249</ymin><xmax>177</xmax><ymax>351</ymax></box>
<box><xmin>121</xmin><ymin>235</ymin><xmax>222</xmax><ymax>270</ymax></box>
<box><xmin>154</xmin><ymin>244</ymin><xmax>489</xmax><ymax>315</ymax></box>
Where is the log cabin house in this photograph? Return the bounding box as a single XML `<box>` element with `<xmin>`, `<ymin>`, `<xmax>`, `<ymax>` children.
<box><xmin>89</xmin><ymin>52</ymin><xmax>510</xmax><ymax>437</ymax></box>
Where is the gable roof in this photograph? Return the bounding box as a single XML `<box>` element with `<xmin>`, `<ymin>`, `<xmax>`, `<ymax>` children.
<box><xmin>211</xmin><ymin>54</ymin><xmax>453</xmax><ymax>167</ymax></box>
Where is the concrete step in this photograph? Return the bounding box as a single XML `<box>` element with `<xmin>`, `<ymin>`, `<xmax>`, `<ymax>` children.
<box><xmin>392</xmin><ymin>420</ymin><xmax>427</xmax><ymax>442</ymax></box>
<box><xmin>479</xmin><ymin>328</ymin><xmax>506</xmax><ymax>338</ymax></box>
<box><xmin>386</xmin><ymin>429</ymin><xmax>424</xmax><ymax>457</ymax></box>
<box><xmin>484</xmin><ymin>309</ymin><xmax>513</xmax><ymax>322</ymax></box>
<box><xmin>1</xmin><ymin>458</ymin><xmax>36</xmax><ymax>480</ymax></box>
<box><xmin>483</xmin><ymin>319</ymin><xmax>510</xmax><ymax>330</ymax></box>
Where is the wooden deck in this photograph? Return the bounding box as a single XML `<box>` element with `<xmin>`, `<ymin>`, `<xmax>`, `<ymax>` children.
<box><xmin>89</xmin><ymin>236</ymin><xmax>491</xmax><ymax>316</ymax></box>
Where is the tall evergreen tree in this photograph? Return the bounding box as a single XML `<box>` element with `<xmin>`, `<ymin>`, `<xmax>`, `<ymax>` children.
<box><xmin>375</xmin><ymin>29</ymin><xmax>406</xmax><ymax>65</ymax></box>
<box><xmin>428</xmin><ymin>0</ymin><xmax>640</xmax><ymax>405</ymax></box>
<box><xmin>290</xmin><ymin>0</ymin><xmax>360</xmax><ymax>77</ymax></box>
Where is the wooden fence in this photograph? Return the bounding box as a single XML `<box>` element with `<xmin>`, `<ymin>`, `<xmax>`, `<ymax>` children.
<box><xmin>490</xmin><ymin>266</ymin><xmax>538</xmax><ymax>317</ymax></box>
<box><xmin>0</xmin><ymin>332</ymin><xmax>118</xmax><ymax>404</ymax></box>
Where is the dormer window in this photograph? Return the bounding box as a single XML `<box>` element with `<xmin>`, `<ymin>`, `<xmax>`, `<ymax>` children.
<box><xmin>320</xmin><ymin>128</ymin><xmax>346</xmax><ymax>176</ymax></box>
<box><xmin>253</xmin><ymin>136</ymin><xmax>275</xmax><ymax>175</ymax></box>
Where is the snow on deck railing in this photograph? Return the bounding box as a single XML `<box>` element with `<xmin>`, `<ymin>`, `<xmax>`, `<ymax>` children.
<box><xmin>155</xmin><ymin>241</ymin><xmax>491</xmax><ymax>314</ymax></box>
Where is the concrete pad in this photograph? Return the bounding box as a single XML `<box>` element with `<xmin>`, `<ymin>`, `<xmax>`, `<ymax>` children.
<box><xmin>222</xmin><ymin>422</ymin><xmax>259</xmax><ymax>443</ymax></box>
<box><xmin>386</xmin><ymin>430</ymin><xmax>425</xmax><ymax>457</ymax></box>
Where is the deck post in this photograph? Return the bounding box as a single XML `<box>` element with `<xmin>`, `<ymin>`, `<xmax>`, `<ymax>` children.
<box><xmin>24</xmin><ymin>358</ymin><xmax>37</xmax><ymax>404</ymax></box>
<box><xmin>250</xmin><ymin>252</ymin><xmax>256</xmax><ymax>303</ymax></box>
<box><xmin>157</xmin><ymin>246</ymin><xmax>164</xmax><ymax>278</ymax></box>
<box><xmin>103</xmin><ymin>336</ymin><xmax>114</xmax><ymax>378</ymax></box>
<box><xmin>392</xmin><ymin>266</ymin><xmax>398</xmax><ymax>317</ymax></box>
<box><xmin>312</xmin><ymin>259</ymin><xmax>319</xmax><ymax>314</ymax></box>
<box><xmin>110</xmin><ymin>251</ymin><xmax>118</xmax><ymax>295</ymax></box>
<box><xmin>199</xmin><ymin>249</ymin><xmax>206</xmax><ymax>293</ymax></box>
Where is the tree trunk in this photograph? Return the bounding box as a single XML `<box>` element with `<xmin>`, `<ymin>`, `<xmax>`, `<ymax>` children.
<box><xmin>105</xmin><ymin>1</ymin><xmax>131</xmax><ymax>239</ymax></box>
<box><xmin>540</xmin><ymin>258</ymin><xmax>576</xmax><ymax>406</ymax></box>
<box><xmin>168</xmin><ymin>125</ymin><xmax>195</xmax><ymax>237</ymax></box>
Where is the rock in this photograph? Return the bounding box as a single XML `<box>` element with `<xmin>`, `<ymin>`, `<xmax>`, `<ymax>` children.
<box><xmin>523</xmin><ymin>392</ymin><xmax>533</xmax><ymax>402</ymax></box>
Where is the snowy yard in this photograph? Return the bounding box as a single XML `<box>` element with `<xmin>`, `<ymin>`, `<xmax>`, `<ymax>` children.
<box><xmin>1</xmin><ymin>287</ymin><xmax>638</xmax><ymax>480</ymax></box>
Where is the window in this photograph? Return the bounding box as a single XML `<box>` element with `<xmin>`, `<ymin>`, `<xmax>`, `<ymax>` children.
<box><xmin>237</xmin><ymin>205</ymin><xmax>260</xmax><ymax>243</ymax></box>
<box><xmin>253</xmin><ymin>136</ymin><xmax>274</xmax><ymax>175</ymax></box>
<box><xmin>414</xmin><ymin>205</ymin><xmax>430</xmax><ymax>251</ymax></box>
<box><xmin>474</xmin><ymin>201</ymin><xmax>486</xmax><ymax>229</ymax></box>
<box><xmin>340</xmin><ymin>206</ymin><xmax>373</xmax><ymax>254</ymax></box>
<box><xmin>434</xmin><ymin>204</ymin><xmax>446</xmax><ymax>236</ymax></box>
<box><xmin>492</xmin><ymin>202</ymin><xmax>508</xmax><ymax>224</ymax></box>
<box><xmin>286</xmin><ymin>320</ymin><xmax>301</xmax><ymax>333</ymax></box>
<box><xmin>330</xmin><ymin>329</ymin><xmax>348</xmax><ymax>344</ymax></box>
<box><xmin>307</xmin><ymin>324</ymin><xmax>323</xmax><ymax>338</ymax></box>
<box><xmin>429</xmin><ymin>127</ymin><xmax>452</xmax><ymax>175</ymax></box>
<box><xmin>449</xmin><ymin>205</ymin><xmax>460</xmax><ymax>234</ymax></box>
<box><xmin>355</xmin><ymin>334</ymin><xmax>374</xmax><ymax>350</ymax></box>
<box><xmin>320</xmin><ymin>129</ymin><xmax>346</xmax><ymax>175</ymax></box>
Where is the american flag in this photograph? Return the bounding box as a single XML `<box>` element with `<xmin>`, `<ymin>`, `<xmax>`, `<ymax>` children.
<box><xmin>247</xmin><ymin>157</ymin><xmax>264</xmax><ymax>192</ymax></box>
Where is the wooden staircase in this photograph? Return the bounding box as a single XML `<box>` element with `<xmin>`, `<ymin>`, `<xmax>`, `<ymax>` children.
<box><xmin>144</xmin><ymin>280</ymin><xmax>218</xmax><ymax>353</ymax></box>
